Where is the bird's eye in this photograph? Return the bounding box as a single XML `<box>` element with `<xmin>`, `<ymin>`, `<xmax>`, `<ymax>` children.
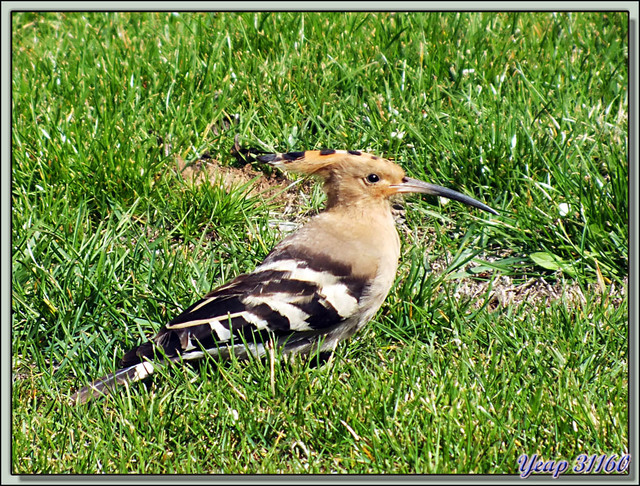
<box><xmin>366</xmin><ymin>173</ymin><xmax>380</xmax><ymax>184</ymax></box>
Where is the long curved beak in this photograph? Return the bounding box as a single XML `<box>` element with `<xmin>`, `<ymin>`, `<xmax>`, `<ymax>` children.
<box><xmin>392</xmin><ymin>177</ymin><xmax>499</xmax><ymax>215</ymax></box>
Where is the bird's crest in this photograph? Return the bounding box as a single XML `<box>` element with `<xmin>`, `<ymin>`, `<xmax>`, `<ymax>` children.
<box><xmin>258</xmin><ymin>149</ymin><xmax>384</xmax><ymax>176</ymax></box>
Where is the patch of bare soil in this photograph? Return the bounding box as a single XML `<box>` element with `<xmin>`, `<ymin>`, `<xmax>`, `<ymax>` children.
<box><xmin>396</xmin><ymin>213</ymin><xmax>627</xmax><ymax>312</ymax></box>
<box><xmin>451</xmin><ymin>270</ymin><xmax>628</xmax><ymax>312</ymax></box>
<box><xmin>177</xmin><ymin>152</ymin><xmax>308</xmax><ymax>206</ymax></box>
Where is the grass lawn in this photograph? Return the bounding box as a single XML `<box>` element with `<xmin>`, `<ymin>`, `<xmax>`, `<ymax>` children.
<box><xmin>10</xmin><ymin>11</ymin><xmax>629</xmax><ymax>475</ymax></box>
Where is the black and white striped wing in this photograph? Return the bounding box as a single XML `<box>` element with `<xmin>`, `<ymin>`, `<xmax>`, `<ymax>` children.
<box><xmin>121</xmin><ymin>248</ymin><xmax>368</xmax><ymax>367</ymax></box>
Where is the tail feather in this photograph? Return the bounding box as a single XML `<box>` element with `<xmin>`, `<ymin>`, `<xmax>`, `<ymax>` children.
<box><xmin>71</xmin><ymin>361</ymin><xmax>157</xmax><ymax>405</ymax></box>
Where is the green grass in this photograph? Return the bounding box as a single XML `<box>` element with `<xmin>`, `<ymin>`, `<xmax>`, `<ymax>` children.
<box><xmin>11</xmin><ymin>12</ymin><xmax>628</xmax><ymax>475</ymax></box>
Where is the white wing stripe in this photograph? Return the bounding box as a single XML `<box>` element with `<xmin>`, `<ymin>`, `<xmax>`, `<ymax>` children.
<box><xmin>243</xmin><ymin>294</ymin><xmax>312</xmax><ymax>331</ymax></box>
<box><xmin>257</xmin><ymin>259</ymin><xmax>342</xmax><ymax>287</ymax></box>
<box><xmin>188</xmin><ymin>295</ymin><xmax>217</xmax><ymax>314</ymax></box>
<box><xmin>168</xmin><ymin>311</ymin><xmax>245</xmax><ymax>330</ymax></box>
<box><xmin>242</xmin><ymin>311</ymin><xmax>271</xmax><ymax>330</ymax></box>
<box><xmin>320</xmin><ymin>286</ymin><xmax>359</xmax><ymax>318</ymax></box>
<box><xmin>132</xmin><ymin>362</ymin><xmax>155</xmax><ymax>381</ymax></box>
<box><xmin>209</xmin><ymin>319</ymin><xmax>232</xmax><ymax>341</ymax></box>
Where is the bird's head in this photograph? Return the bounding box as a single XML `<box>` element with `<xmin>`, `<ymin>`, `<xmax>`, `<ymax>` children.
<box><xmin>259</xmin><ymin>149</ymin><xmax>498</xmax><ymax>215</ymax></box>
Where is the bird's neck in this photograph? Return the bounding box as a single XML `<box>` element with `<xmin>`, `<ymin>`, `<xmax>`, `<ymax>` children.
<box><xmin>324</xmin><ymin>195</ymin><xmax>393</xmax><ymax>217</ymax></box>
<box><xmin>318</xmin><ymin>198</ymin><xmax>401</xmax><ymax>269</ymax></box>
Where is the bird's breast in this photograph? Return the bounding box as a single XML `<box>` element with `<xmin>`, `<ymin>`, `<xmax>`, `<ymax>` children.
<box><xmin>278</xmin><ymin>209</ymin><xmax>401</xmax><ymax>314</ymax></box>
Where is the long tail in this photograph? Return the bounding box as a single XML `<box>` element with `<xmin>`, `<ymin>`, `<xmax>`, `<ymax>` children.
<box><xmin>71</xmin><ymin>360</ymin><xmax>159</xmax><ymax>405</ymax></box>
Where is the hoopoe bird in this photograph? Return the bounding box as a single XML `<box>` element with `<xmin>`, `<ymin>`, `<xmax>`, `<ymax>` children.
<box><xmin>72</xmin><ymin>149</ymin><xmax>498</xmax><ymax>404</ymax></box>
